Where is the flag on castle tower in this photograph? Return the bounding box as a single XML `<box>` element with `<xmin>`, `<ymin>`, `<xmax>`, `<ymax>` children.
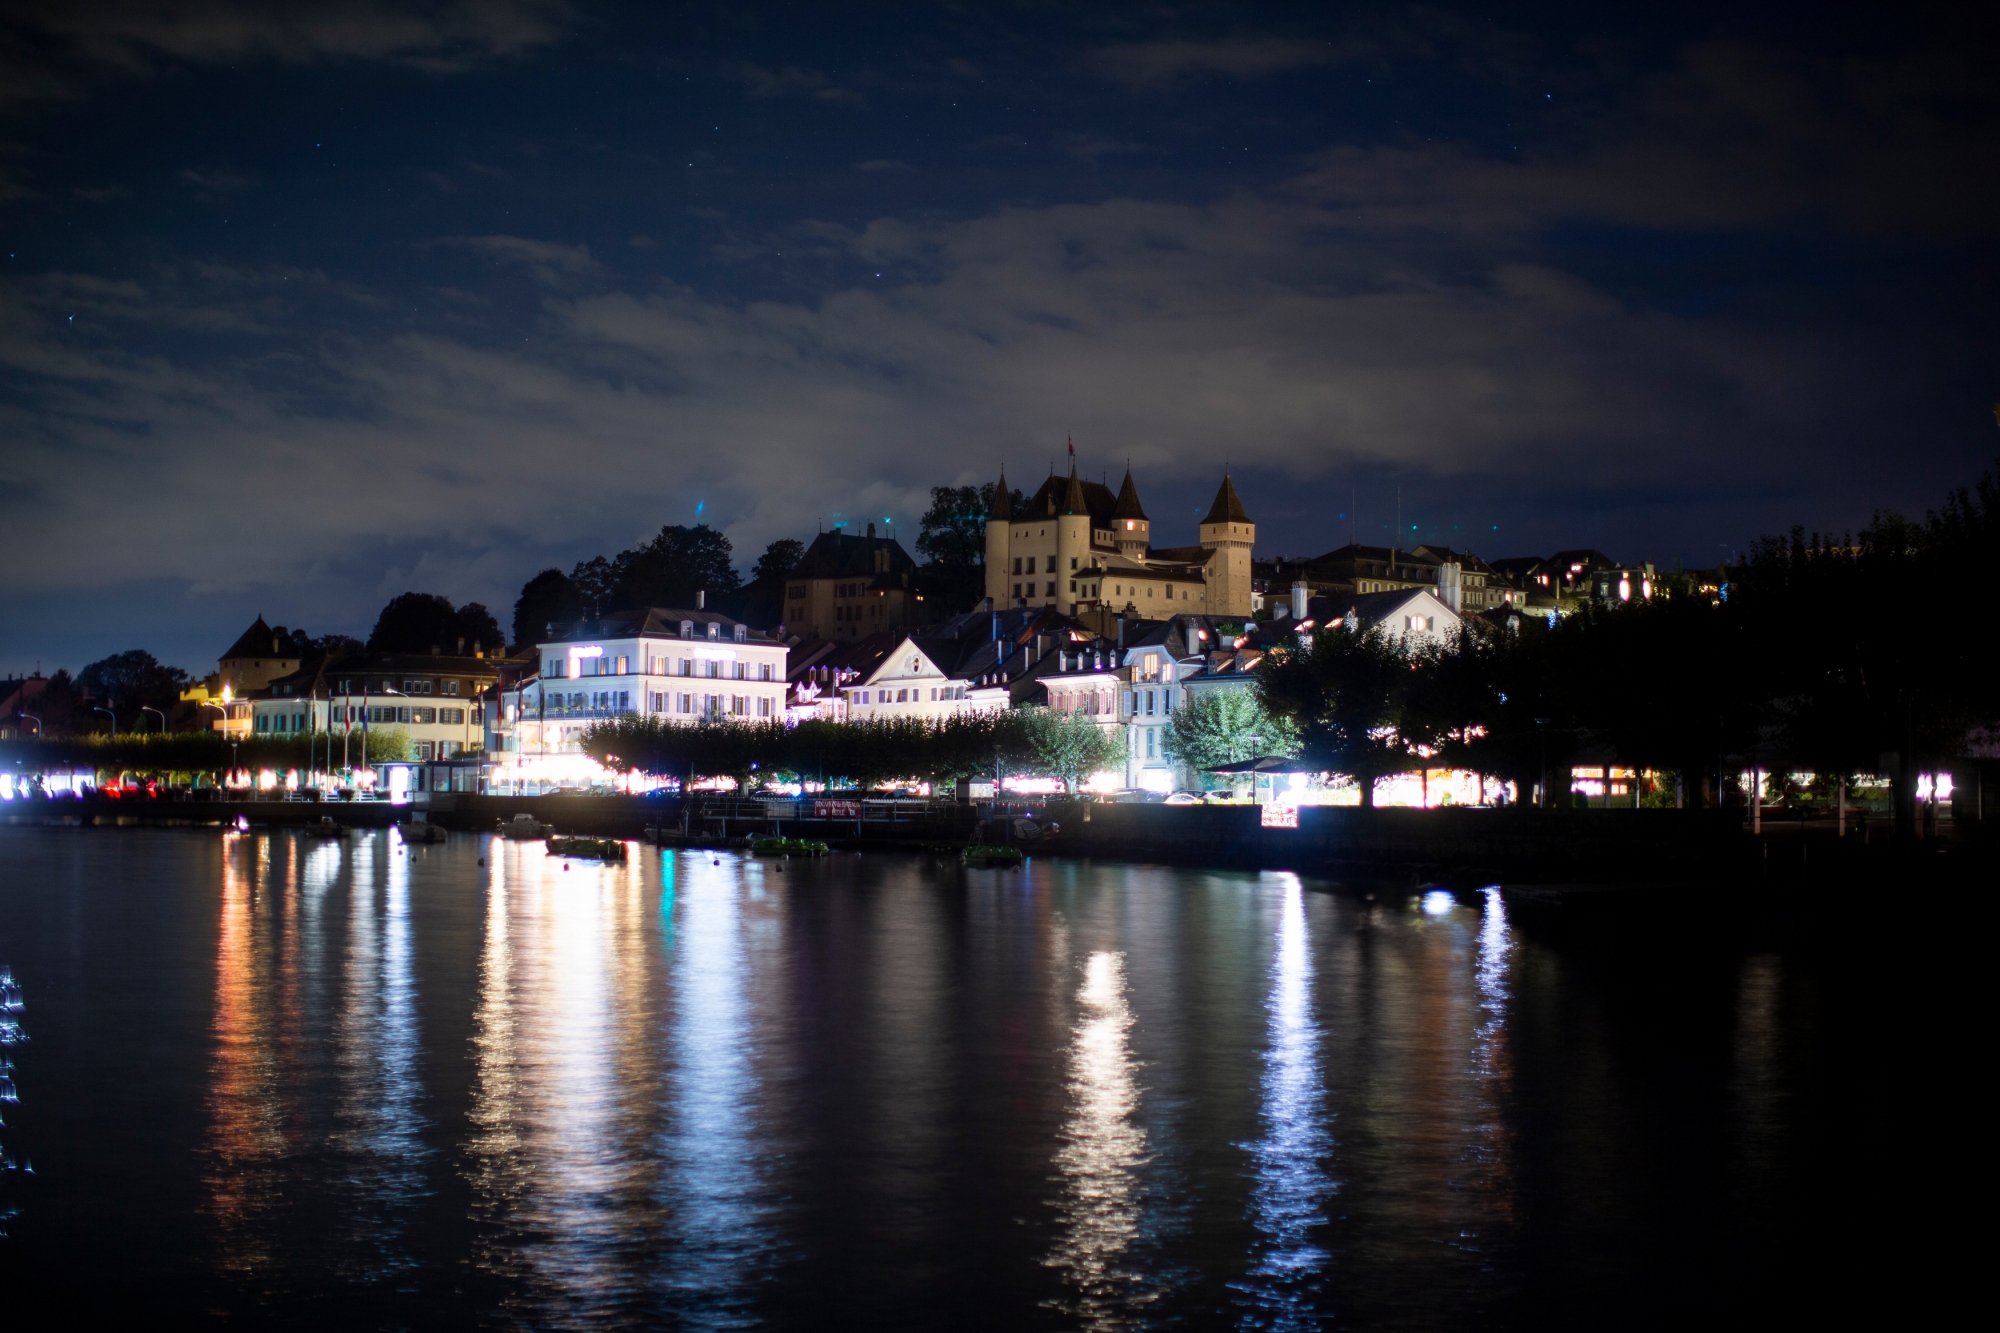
<box><xmin>1067</xmin><ymin>435</ymin><xmax>1074</xmax><ymax>462</ymax></box>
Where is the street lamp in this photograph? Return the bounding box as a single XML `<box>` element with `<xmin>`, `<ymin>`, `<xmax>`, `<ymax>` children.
<box><xmin>19</xmin><ymin>712</ymin><xmax>42</xmax><ymax>737</ymax></box>
<box><xmin>94</xmin><ymin>706</ymin><xmax>117</xmax><ymax>737</ymax></box>
<box><xmin>141</xmin><ymin>706</ymin><xmax>166</xmax><ymax>732</ymax></box>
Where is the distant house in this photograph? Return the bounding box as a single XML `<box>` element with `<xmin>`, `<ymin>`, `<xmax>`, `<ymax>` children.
<box><xmin>246</xmin><ymin>649</ymin><xmax>503</xmax><ymax>762</ymax></box>
<box><xmin>782</xmin><ymin>526</ymin><xmax>922</xmax><ymax>642</ymax></box>
<box><xmin>217</xmin><ymin>616</ymin><xmax>300</xmax><ymax>696</ymax></box>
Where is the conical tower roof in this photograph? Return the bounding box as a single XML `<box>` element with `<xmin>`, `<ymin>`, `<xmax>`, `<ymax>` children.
<box><xmin>1202</xmin><ymin>472</ymin><xmax>1251</xmax><ymax>525</ymax></box>
<box><xmin>1062</xmin><ymin>463</ymin><xmax>1089</xmax><ymax>516</ymax></box>
<box><xmin>1112</xmin><ymin>466</ymin><xmax>1147</xmax><ymax>521</ymax></box>
<box><xmin>987</xmin><ymin>467</ymin><xmax>1013</xmax><ymax>520</ymax></box>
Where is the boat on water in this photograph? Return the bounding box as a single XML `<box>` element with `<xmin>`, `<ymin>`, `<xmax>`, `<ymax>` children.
<box><xmin>750</xmin><ymin>837</ymin><xmax>831</xmax><ymax>857</ymax></box>
<box><xmin>498</xmin><ymin>813</ymin><xmax>545</xmax><ymax>839</ymax></box>
<box><xmin>545</xmin><ymin>835</ymin><xmax>627</xmax><ymax>862</ymax></box>
<box><xmin>961</xmin><ymin>845</ymin><xmax>1026</xmax><ymax>868</ymax></box>
<box><xmin>307</xmin><ymin>816</ymin><xmax>348</xmax><ymax>838</ymax></box>
<box><xmin>398</xmin><ymin>821</ymin><xmax>446</xmax><ymax>843</ymax></box>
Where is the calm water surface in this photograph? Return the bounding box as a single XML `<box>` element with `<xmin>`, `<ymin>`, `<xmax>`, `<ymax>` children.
<box><xmin>0</xmin><ymin>825</ymin><xmax>1841</xmax><ymax>1328</ymax></box>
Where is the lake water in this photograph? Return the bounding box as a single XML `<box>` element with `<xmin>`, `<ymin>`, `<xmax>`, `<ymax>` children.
<box><xmin>0</xmin><ymin>824</ymin><xmax>1844</xmax><ymax>1328</ymax></box>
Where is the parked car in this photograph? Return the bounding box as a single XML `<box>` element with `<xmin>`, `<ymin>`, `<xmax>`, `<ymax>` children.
<box><xmin>1164</xmin><ymin>791</ymin><xmax>1204</xmax><ymax>805</ymax></box>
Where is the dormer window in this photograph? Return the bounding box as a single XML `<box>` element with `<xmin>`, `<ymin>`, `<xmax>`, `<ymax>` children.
<box><xmin>733</xmin><ymin>624</ymin><xmax>747</xmax><ymax>643</ymax></box>
<box><xmin>680</xmin><ymin>621</ymin><xmax>694</xmax><ymax>639</ymax></box>
<box><xmin>707</xmin><ymin>622</ymin><xmax>720</xmax><ymax>641</ymax></box>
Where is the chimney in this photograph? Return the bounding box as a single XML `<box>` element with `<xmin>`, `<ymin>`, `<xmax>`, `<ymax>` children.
<box><xmin>1116</xmin><ymin>615</ymin><xmax>1126</xmax><ymax>649</ymax></box>
<box><xmin>456</xmin><ymin>636</ymin><xmax>466</xmax><ymax>656</ymax></box>
<box><xmin>473</xmin><ymin>641</ymin><xmax>485</xmax><ymax>659</ymax></box>
<box><xmin>1291</xmin><ymin>579</ymin><xmax>1309</xmax><ymax>621</ymax></box>
<box><xmin>1439</xmin><ymin>562</ymin><xmax>1462</xmax><ymax>614</ymax></box>
<box><xmin>697</xmin><ymin>590</ymin><xmax>706</xmax><ymax>610</ymax></box>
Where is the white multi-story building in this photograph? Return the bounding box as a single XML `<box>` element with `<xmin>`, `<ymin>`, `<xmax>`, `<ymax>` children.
<box><xmin>488</xmin><ymin>607</ymin><xmax>789</xmax><ymax>785</ymax></box>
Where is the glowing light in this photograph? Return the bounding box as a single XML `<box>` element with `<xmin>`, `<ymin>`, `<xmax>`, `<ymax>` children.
<box><xmin>1422</xmin><ymin>889</ymin><xmax>1455</xmax><ymax>916</ymax></box>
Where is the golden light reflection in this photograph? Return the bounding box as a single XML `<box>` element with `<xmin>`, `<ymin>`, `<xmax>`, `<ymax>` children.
<box><xmin>1045</xmin><ymin>949</ymin><xmax>1151</xmax><ymax>1327</ymax></box>
<box><xmin>465</xmin><ymin>837</ymin><xmax>676</xmax><ymax>1320</ymax></box>
<box><xmin>203</xmin><ymin>833</ymin><xmax>285</xmax><ymax>1271</ymax></box>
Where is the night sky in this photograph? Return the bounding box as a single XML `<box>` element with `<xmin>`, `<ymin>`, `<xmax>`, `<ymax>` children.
<box><xmin>3</xmin><ymin>2</ymin><xmax>1995</xmax><ymax>674</ymax></box>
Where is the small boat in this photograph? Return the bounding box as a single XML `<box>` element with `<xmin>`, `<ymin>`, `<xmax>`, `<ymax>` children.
<box><xmin>307</xmin><ymin>816</ymin><xmax>348</xmax><ymax>838</ymax></box>
<box><xmin>960</xmin><ymin>845</ymin><xmax>1026</xmax><ymax>868</ymax></box>
<box><xmin>545</xmin><ymin>835</ymin><xmax>627</xmax><ymax>862</ymax></box>
<box><xmin>498</xmin><ymin>813</ymin><xmax>545</xmax><ymax>839</ymax></box>
<box><xmin>397</xmin><ymin>821</ymin><xmax>446</xmax><ymax>843</ymax></box>
<box><xmin>750</xmin><ymin>837</ymin><xmax>831</xmax><ymax>857</ymax></box>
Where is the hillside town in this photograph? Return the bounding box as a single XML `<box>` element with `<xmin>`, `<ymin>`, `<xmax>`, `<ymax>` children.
<box><xmin>2</xmin><ymin>458</ymin><xmax>1990</xmax><ymax>835</ymax></box>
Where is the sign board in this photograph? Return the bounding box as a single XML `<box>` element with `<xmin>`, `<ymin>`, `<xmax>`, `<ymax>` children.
<box><xmin>1260</xmin><ymin>802</ymin><xmax>1299</xmax><ymax>828</ymax></box>
<box><xmin>814</xmin><ymin>800</ymin><xmax>862</xmax><ymax>819</ymax></box>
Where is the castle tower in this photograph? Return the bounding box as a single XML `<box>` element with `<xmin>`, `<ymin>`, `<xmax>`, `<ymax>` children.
<box><xmin>1111</xmin><ymin>465</ymin><xmax>1149</xmax><ymax>560</ymax></box>
<box><xmin>1056</xmin><ymin>463</ymin><xmax>1091</xmax><ymax>615</ymax></box>
<box><xmin>1198</xmin><ymin>472</ymin><xmax>1255</xmax><ymax>616</ymax></box>
<box><xmin>984</xmin><ymin>465</ymin><xmax>1013</xmax><ymax>608</ymax></box>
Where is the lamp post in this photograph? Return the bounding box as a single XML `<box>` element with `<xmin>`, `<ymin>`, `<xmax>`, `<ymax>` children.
<box><xmin>94</xmin><ymin>706</ymin><xmax>116</xmax><ymax>737</ymax></box>
<box><xmin>141</xmin><ymin>706</ymin><xmax>165</xmax><ymax>732</ymax></box>
<box><xmin>20</xmin><ymin>712</ymin><xmax>42</xmax><ymax>737</ymax></box>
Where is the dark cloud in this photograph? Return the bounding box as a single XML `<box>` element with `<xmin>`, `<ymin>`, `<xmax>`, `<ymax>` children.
<box><xmin>2</xmin><ymin>0</ymin><xmax>571</xmax><ymax>78</ymax></box>
<box><xmin>0</xmin><ymin>5</ymin><xmax>1993</xmax><ymax>672</ymax></box>
<box><xmin>1088</xmin><ymin>34</ymin><xmax>1371</xmax><ymax>87</ymax></box>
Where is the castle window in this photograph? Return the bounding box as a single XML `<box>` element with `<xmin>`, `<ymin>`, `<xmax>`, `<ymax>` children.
<box><xmin>1045</xmin><ymin>555</ymin><xmax>1056</xmax><ymax>573</ymax></box>
<box><xmin>1070</xmin><ymin>557</ymin><xmax>1078</xmax><ymax>570</ymax></box>
<box><xmin>1012</xmin><ymin>558</ymin><xmax>1021</xmax><ymax>575</ymax></box>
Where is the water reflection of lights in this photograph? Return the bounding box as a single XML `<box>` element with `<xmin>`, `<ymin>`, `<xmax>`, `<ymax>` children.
<box><xmin>331</xmin><ymin>833</ymin><xmax>429</xmax><ymax>1276</ymax></box>
<box><xmin>1236</xmin><ymin>875</ymin><xmax>1335</xmax><ymax>1326</ymax></box>
<box><xmin>204</xmin><ymin>834</ymin><xmax>284</xmax><ymax>1270</ymax></box>
<box><xmin>1422</xmin><ymin>889</ymin><xmax>1456</xmax><ymax>917</ymax></box>
<box><xmin>1466</xmin><ymin>888</ymin><xmax>1518</xmax><ymax>1224</ymax></box>
<box><xmin>1046</xmin><ymin>950</ymin><xmax>1150</xmax><ymax>1327</ymax></box>
<box><xmin>468</xmin><ymin>836</ymin><xmax>652</xmax><ymax>1320</ymax></box>
<box><xmin>658</xmin><ymin>852</ymin><xmax>772</xmax><ymax>1322</ymax></box>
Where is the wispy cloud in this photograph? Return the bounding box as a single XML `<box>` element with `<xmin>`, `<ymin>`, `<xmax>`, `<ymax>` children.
<box><xmin>735</xmin><ymin>63</ymin><xmax>864</xmax><ymax>106</ymax></box>
<box><xmin>1089</xmin><ymin>35</ymin><xmax>1368</xmax><ymax>88</ymax></box>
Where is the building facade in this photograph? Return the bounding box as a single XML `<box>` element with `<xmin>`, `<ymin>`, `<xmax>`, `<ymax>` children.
<box><xmin>983</xmin><ymin>463</ymin><xmax>1256</xmax><ymax>620</ymax></box>
<box><xmin>488</xmin><ymin>607</ymin><xmax>789</xmax><ymax>782</ymax></box>
<box><xmin>782</xmin><ymin>526</ymin><xmax>923</xmax><ymax>642</ymax></box>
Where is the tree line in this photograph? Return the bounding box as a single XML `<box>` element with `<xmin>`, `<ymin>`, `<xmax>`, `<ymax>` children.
<box><xmin>580</xmin><ymin>707</ymin><xmax>1123</xmax><ymax>795</ymax></box>
<box><xmin>1246</xmin><ymin>459</ymin><xmax>1997</xmax><ymax>831</ymax></box>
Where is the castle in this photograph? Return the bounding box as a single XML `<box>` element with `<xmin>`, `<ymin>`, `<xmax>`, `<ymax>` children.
<box><xmin>983</xmin><ymin>462</ymin><xmax>1255</xmax><ymax>619</ymax></box>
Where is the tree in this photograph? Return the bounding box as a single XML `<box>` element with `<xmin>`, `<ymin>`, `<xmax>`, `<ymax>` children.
<box><xmin>740</xmin><ymin>537</ymin><xmax>806</xmax><ymax>629</ymax></box>
<box><xmin>514</xmin><ymin>568</ymin><xmax>581</xmax><ymax>648</ymax></box>
<box><xmin>1162</xmin><ymin>688</ymin><xmax>1299</xmax><ymax>787</ymax></box>
<box><xmin>1257</xmin><ymin>620</ymin><xmax>1417</xmax><ymax>807</ymax></box>
<box><xmin>451</xmin><ymin>602</ymin><xmax>503</xmax><ymax>655</ymax></box>
<box><xmin>1020</xmin><ymin>706</ymin><xmax>1126</xmax><ymax>794</ymax></box>
<box><xmin>368</xmin><ymin>593</ymin><xmax>501</xmax><ymax>655</ymax></box>
<box><xmin>752</xmin><ymin>538</ymin><xmax>806</xmax><ymax>585</ymax></box>
<box><xmin>77</xmin><ymin>650</ymin><xmax>191</xmax><ymax>730</ymax></box>
<box><xmin>918</xmin><ymin>482</ymin><xmax>1022</xmax><ymax>612</ymax></box>
<box><xmin>604</xmin><ymin>524</ymin><xmax>741</xmax><ymax>612</ymax></box>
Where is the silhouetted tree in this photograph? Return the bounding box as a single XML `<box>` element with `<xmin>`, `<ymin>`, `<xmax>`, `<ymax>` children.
<box><xmin>513</xmin><ymin>569</ymin><xmax>581</xmax><ymax>648</ymax></box>
<box><xmin>77</xmin><ymin>650</ymin><xmax>191</xmax><ymax>730</ymax></box>
<box><xmin>368</xmin><ymin>593</ymin><xmax>500</xmax><ymax>655</ymax></box>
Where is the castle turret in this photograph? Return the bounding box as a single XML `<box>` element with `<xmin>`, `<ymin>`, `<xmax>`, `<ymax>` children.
<box><xmin>984</xmin><ymin>466</ymin><xmax>1014</xmax><ymax>608</ymax></box>
<box><xmin>1111</xmin><ymin>466</ymin><xmax>1149</xmax><ymax>560</ymax></box>
<box><xmin>1056</xmin><ymin>464</ymin><xmax>1091</xmax><ymax>615</ymax></box>
<box><xmin>1198</xmin><ymin>472</ymin><xmax>1255</xmax><ymax>615</ymax></box>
